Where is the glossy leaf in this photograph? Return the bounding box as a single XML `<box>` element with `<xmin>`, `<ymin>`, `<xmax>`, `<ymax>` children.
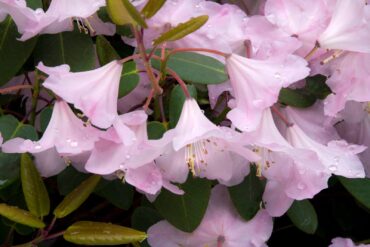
<box><xmin>0</xmin><ymin>204</ymin><xmax>45</xmax><ymax>228</ymax></box>
<box><xmin>21</xmin><ymin>154</ymin><xmax>50</xmax><ymax>217</ymax></box>
<box><xmin>95</xmin><ymin>179</ymin><xmax>134</xmax><ymax>210</ymax></box>
<box><xmin>169</xmin><ymin>84</ymin><xmax>197</xmax><ymax>128</ymax></box>
<box><xmin>287</xmin><ymin>200</ymin><xmax>318</xmax><ymax>234</ymax></box>
<box><xmin>278</xmin><ymin>88</ymin><xmax>316</xmax><ymax>108</ymax></box>
<box><xmin>0</xmin><ymin>17</ymin><xmax>38</xmax><ymax>85</ymax></box>
<box><xmin>153</xmin><ymin>15</ymin><xmax>209</xmax><ymax>45</ymax></box>
<box><xmin>106</xmin><ymin>0</ymin><xmax>147</xmax><ymax>28</ymax></box>
<box><xmin>147</xmin><ymin>121</ymin><xmax>167</xmax><ymax>140</ymax></box>
<box><xmin>96</xmin><ymin>35</ymin><xmax>120</xmax><ymax>65</ymax></box>
<box><xmin>154</xmin><ymin>176</ymin><xmax>211</xmax><ymax>232</ymax></box>
<box><xmin>305</xmin><ymin>75</ymin><xmax>332</xmax><ymax>100</ymax></box>
<box><xmin>228</xmin><ymin>166</ymin><xmax>265</xmax><ymax>220</ymax></box>
<box><xmin>34</xmin><ymin>31</ymin><xmax>95</xmax><ymax>72</ymax></box>
<box><xmin>119</xmin><ymin>61</ymin><xmax>140</xmax><ymax>98</ymax></box>
<box><xmin>64</xmin><ymin>221</ymin><xmax>147</xmax><ymax>245</ymax></box>
<box><xmin>141</xmin><ymin>0</ymin><xmax>166</xmax><ymax>19</ymax></box>
<box><xmin>0</xmin><ymin>115</ymin><xmax>38</xmax><ymax>189</ymax></box>
<box><xmin>339</xmin><ymin>177</ymin><xmax>370</xmax><ymax>210</ymax></box>
<box><xmin>152</xmin><ymin>51</ymin><xmax>228</xmax><ymax>84</ymax></box>
<box><xmin>54</xmin><ymin>175</ymin><xmax>101</xmax><ymax>218</ymax></box>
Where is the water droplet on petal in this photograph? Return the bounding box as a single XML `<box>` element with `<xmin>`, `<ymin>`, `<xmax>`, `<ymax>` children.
<box><xmin>34</xmin><ymin>143</ymin><xmax>42</xmax><ymax>150</ymax></box>
<box><xmin>297</xmin><ymin>183</ymin><xmax>305</xmax><ymax>190</ymax></box>
<box><xmin>274</xmin><ymin>72</ymin><xmax>282</xmax><ymax>80</ymax></box>
<box><xmin>70</xmin><ymin>141</ymin><xmax>78</xmax><ymax>147</ymax></box>
<box><xmin>125</xmin><ymin>154</ymin><xmax>131</xmax><ymax>159</ymax></box>
<box><xmin>328</xmin><ymin>165</ymin><xmax>337</xmax><ymax>172</ymax></box>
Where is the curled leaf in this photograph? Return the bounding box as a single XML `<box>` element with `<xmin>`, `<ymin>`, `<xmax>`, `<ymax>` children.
<box><xmin>106</xmin><ymin>0</ymin><xmax>147</xmax><ymax>28</ymax></box>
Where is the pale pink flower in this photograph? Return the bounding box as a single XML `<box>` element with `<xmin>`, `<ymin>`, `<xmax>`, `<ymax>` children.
<box><xmin>225</xmin><ymin>53</ymin><xmax>309</xmax><ymax>132</ymax></box>
<box><xmin>329</xmin><ymin>238</ymin><xmax>370</xmax><ymax>247</ymax></box>
<box><xmin>2</xmin><ymin>101</ymin><xmax>100</xmax><ymax>155</ymax></box>
<box><xmin>318</xmin><ymin>0</ymin><xmax>370</xmax><ymax>53</ymax></box>
<box><xmin>148</xmin><ymin>185</ymin><xmax>273</xmax><ymax>247</ymax></box>
<box><xmin>39</xmin><ymin>61</ymin><xmax>123</xmax><ymax>129</ymax></box>
<box><xmin>155</xmin><ymin>98</ymin><xmax>259</xmax><ymax>186</ymax></box>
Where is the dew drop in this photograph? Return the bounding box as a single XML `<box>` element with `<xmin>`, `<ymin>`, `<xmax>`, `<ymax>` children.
<box><xmin>34</xmin><ymin>143</ymin><xmax>42</xmax><ymax>150</ymax></box>
<box><xmin>297</xmin><ymin>183</ymin><xmax>305</xmax><ymax>190</ymax></box>
<box><xmin>70</xmin><ymin>141</ymin><xmax>78</xmax><ymax>147</ymax></box>
<box><xmin>66</xmin><ymin>138</ymin><xmax>72</xmax><ymax>143</ymax></box>
<box><xmin>125</xmin><ymin>154</ymin><xmax>131</xmax><ymax>159</ymax></box>
<box><xmin>274</xmin><ymin>72</ymin><xmax>282</xmax><ymax>80</ymax></box>
<box><xmin>328</xmin><ymin>165</ymin><xmax>337</xmax><ymax>172</ymax></box>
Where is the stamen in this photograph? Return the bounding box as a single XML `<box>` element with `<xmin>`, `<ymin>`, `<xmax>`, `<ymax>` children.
<box><xmin>320</xmin><ymin>50</ymin><xmax>345</xmax><ymax>65</ymax></box>
<box><xmin>185</xmin><ymin>140</ymin><xmax>209</xmax><ymax>176</ymax></box>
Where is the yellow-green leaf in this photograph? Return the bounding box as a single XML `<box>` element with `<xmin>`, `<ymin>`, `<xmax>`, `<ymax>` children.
<box><xmin>54</xmin><ymin>175</ymin><xmax>101</xmax><ymax>218</ymax></box>
<box><xmin>21</xmin><ymin>153</ymin><xmax>50</xmax><ymax>217</ymax></box>
<box><xmin>0</xmin><ymin>204</ymin><xmax>45</xmax><ymax>228</ymax></box>
<box><xmin>64</xmin><ymin>221</ymin><xmax>147</xmax><ymax>245</ymax></box>
<box><xmin>153</xmin><ymin>15</ymin><xmax>209</xmax><ymax>46</ymax></box>
<box><xmin>141</xmin><ymin>0</ymin><xmax>166</xmax><ymax>19</ymax></box>
<box><xmin>106</xmin><ymin>0</ymin><xmax>147</xmax><ymax>28</ymax></box>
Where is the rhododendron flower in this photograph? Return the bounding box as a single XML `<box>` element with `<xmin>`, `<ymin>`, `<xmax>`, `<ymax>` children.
<box><xmin>156</xmin><ymin>98</ymin><xmax>259</xmax><ymax>186</ymax></box>
<box><xmin>286</xmin><ymin>124</ymin><xmax>366</xmax><ymax>178</ymax></box>
<box><xmin>39</xmin><ymin>61</ymin><xmax>123</xmax><ymax>129</ymax></box>
<box><xmin>2</xmin><ymin>100</ymin><xmax>100</xmax><ymax>154</ymax></box>
<box><xmin>226</xmin><ymin>53</ymin><xmax>309</xmax><ymax>131</ymax></box>
<box><xmin>329</xmin><ymin>238</ymin><xmax>370</xmax><ymax>247</ymax></box>
<box><xmin>318</xmin><ymin>0</ymin><xmax>370</xmax><ymax>53</ymax></box>
<box><xmin>148</xmin><ymin>185</ymin><xmax>273</xmax><ymax>247</ymax></box>
<box><xmin>245</xmin><ymin>109</ymin><xmax>329</xmax><ymax>216</ymax></box>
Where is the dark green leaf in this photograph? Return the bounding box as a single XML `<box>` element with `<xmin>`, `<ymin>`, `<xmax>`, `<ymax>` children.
<box><xmin>153</xmin><ymin>15</ymin><xmax>209</xmax><ymax>45</ymax></box>
<box><xmin>26</xmin><ymin>0</ymin><xmax>42</xmax><ymax>9</ymax></box>
<box><xmin>152</xmin><ymin>51</ymin><xmax>228</xmax><ymax>84</ymax></box>
<box><xmin>141</xmin><ymin>0</ymin><xmax>166</xmax><ymax>19</ymax></box>
<box><xmin>96</xmin><ymin>35</ymin><xmax>120</xmax><ymax>66</ymax></box>
<box><xmin>305</xmin><ymin>75</ymin><xmax>332</xmax><ymax>100</ymax></box>
<box><xmin>54</xmin><ymin>175</ymin><xmax>101</xmax><ymax>218</ymax></box>
<box><xmin>107</xmin><ymin>0</ymin><xmax>147</xmax><ymax>28</ymax></box>
<box><xmin>119</xmin><ymin>61</ymin><xmax>140</xmax><ymax>98</ymax></box>
<box><xmin>39</xmin><ymin>106</ymin><xmax>52</xmax><ymax>133</ymax></box>
<box><xmin>131</xmin><ymin>207</ymin><xmax>162</xmax><ymax>247</ymax></box>
<box><xmin>147</xmin><ymin>121</ymin><xmax>166</xmax><ymax>140</ymax></box>
<box><xmin>169</xmin><ymin>84</ymin><xmax>197</xmax><ymax>128</ymax></box>
<box><xmin>338</xmin><ymin>176</ymin><xmax>370</xmax><ymax>210</ymax></box>
<box><xmin>0</xmin><ymin>203</ymin><xmax>45</xmax><ymax>228</ymax></box>
<box><xmin>21</xmin><ymin>154</ymin><xmax>50</xmax><ymax>217</ymax></box>
<box><xmin>154</xmin><ymin>176</ymin><xmax>211</xmax><ymax>232</ymax></box>
<box><xmin>95</xmin><ymin>179</ymin><xmax>134</xmax><ymax>210</ymax></box>
<box><xmin>0</xmin><ymin>17</ymin><xmax>38</xmax><ymax>85</ymax></box>
<box><xmin>57</xmin><ymin>166</ymin><xmax>89</xmax><ymax>196</ymax></box>
<box><xmin>287</xmin><ymin>200</ymin><xmax>318</xmax><ymax>234</ymax></box>
<box><xmin>34</xmin><ymin>31</ymin><xmax>95</xmax><ymax>72</ymax></box>
<box><xmin>2</xmin><ymin>218</ymin><xmax>35</xmax><ymax>236</ymax></box>
<box><xmin>64</xmin><ymin>221</ymin><xmax>147</xmax><ymax>245</ymax></box>
<box><xmin>228</xmin><ymin>166</ymin><xmax>265</xmax><ymax>220</ymax></box>
<box><xmin>278</xmin><ymin>88</ymin><xmax>316</xmax><ymax>108</ymax></box>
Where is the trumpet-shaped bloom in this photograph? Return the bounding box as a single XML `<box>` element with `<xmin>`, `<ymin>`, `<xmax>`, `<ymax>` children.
<box><xmin>318</xmin><ymin>0</ymin><xmax>370</xmax><ymax>53</ymax></box>
<box><xmin>329</xmin><ymin>238</ymin><xmax>370</xmax><ymax>247</ymax></box>
<box><xmin>286</xmin><ymin>124</ymin><xmax>366</xmax><ymax>178</ymax></box>
<box><xmin>148</xmin><ymin>185</ymin><xmax>273</xmax><ymax>247</ymax></box>
<box><xmin>39</xmin><ymin>61</ymin><xmax>123</xmax><ymax>129</ymax></box>
<box><xmin>2</xmin><ymin>101</ymin><xmax>100</xmax><ymax>155</ymax></box>
<box><xmin>226</xmin><ymin>53</ymin><xmax>309</xmax><ymax>131</ymax></box>
<box><xmin>155</xmin><ymin>98</ymin><xmax>259</xmax><ymax>186</ymax></box>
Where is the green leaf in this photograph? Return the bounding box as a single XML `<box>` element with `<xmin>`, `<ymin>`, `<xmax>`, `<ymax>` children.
<box><xmin>119</xmin><ymin>61</ymin><xmax>140</xmax><ymax>98</ymax></box>
<box><xmin>2</xmin><ymin>218</ymin><xmax>35</xmax><ymax>236</ymax></box>
<box><xmin>64</xmin><ymin>221</ymin><xmax>147</xmax><ymax>245</ymax></box>
<box><xmin>141</xmin><ymin>0</ymin><xmax>166</xmax><ymax>19</ymax></box>
<box><xmin>0</xmin><ymin>115</ymin><xmax>38</xmax><ymax>189</ymax></box>
<box><xmin>95</xmin><ymin>179</ymin><xmax>134</xmax><ymax>210</ymax></box>
<box><xmin>228</xmin><ymin>166</ymin><xmax>265</xmax><ymax>220</ymax></box>
<box><xmin>0</xmin><ymin>204</ymin><xmax>45</xmax><ymax>228</ymax></box>
<box><xmin>26</xmin><ymin>0</ymin><xmax>42</xmax><ymax>9</ymax></box>
<box><xmin>152</xmin><ymin>51</ymin><xmax>228</xmax><ymax>84</ymax></box>
<box><xmin>34</xmin><ymin>31</ymin><xmax>95</xmax><ymax>72</ymax></box>
<box><xmin>54</xmin><ymin>175</ymin><xmax>101</xmax><ymax>218</ymax></box>
<box><xmin>106</xmin><ymin>0</ymin><xmax>148</xmax><ymax>28</ymax></box>
<box><xmin>154</xmin><ymin>176</ymin><xmax>211</xmax><ymax>232</ymax></box>
<box><xmin>278</xmin><ymin>88</ymin><xmax>316</xmax><ymax>108</ymax></box>
<box><xmin>305</xmin><ymin>75</ymin><xmax>332</xmax><ymax>100</ymax></box>
<box><xmin>169</xmin><ymin>84</ymin><xmax>197</xmax><ymax>128</ymax></box>
<box><xmin>96</xmin><ymin>35</ymin><xmax>120</xmax><ymax>66</ymax></box>
<box><xmin>147</xmin><ymin>121</ymin><xmax>166</xmax><ymax>140</ymax></box>
<box><xmin>39</xmin><ymin>106</ymin><xmax>52</xmax><ymax>133</ymax></box>
<box><xmin>338</xmin><ymin>176</ymin><xmax>370</xmax><ymax>209</ymax></box>
<box><xmin>0</xmin><ymin>17</ymin><xmax>38</xmax><ymax>85</ymax></box>
<box><xmin>287</xmin><ymin>200</ymin><xmax>318</xmax><ymax>234</ymax></box>
<box><xmin>153</xmin><ymin>15</ymin><xmax>209</xmax><ymax>46</ymax></box>
<box><xmin>21</xmin><ymin>154</ymin><xmax>50</xmax><ymax>217</ymax></box>
<box><xmin>57</xmin><ymin>166</ymin><xmax>89</xmax><ymax>195</ymax></box>
<box><xmin>131</xmin><ymin>207</ymin><xmax>162</xmax><ymax>247</ymax></box>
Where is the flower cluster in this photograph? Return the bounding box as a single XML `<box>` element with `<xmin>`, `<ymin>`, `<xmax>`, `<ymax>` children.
<box><xmin>0</xmin><ymin>0</ymin><xmax>369</xmax><ymax>246</ymax></box>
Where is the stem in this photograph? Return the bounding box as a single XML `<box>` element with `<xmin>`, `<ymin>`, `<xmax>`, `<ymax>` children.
<box><xmin>143</xmin><ymin>89</ymin><xmax>155</xmax><ymax>111</ymax></box>
<box><xmin>132</xmin><ymin>26</ymin><xmax>163</xmax><ymax>95</ymax></box>
<box><xmin>118</xmin><ymin>53</ymin><xmax>142</xmax><ymax>64</ymax></box>
<box><xmin>158</xmin><ymin>95</ymin><xmax>167</xmax><ymax>123</ymax></box>
<box><xmin>46</xmin><ymin>217</ymin><xmax>57</xmax><ymax>234</ymax></box>
<box><xmin>166</xmin><ymin>68</ymin><xmax>190</xmax><ymax>98</ymax></box>
<box><xmin>169</xmin><ymin>48</ymin><xmax>227</xmax><ymax>58</ymax></box>
<box><xmin>271</xmin><ymin>106</ymin><xmax>293</xmax><ymax>127</ymax></box>
<box><xmin>43</xmin><ymin>231</ymin><xmax>65</xmax><ymax>241</ymax></box>
<box><xmin>30</xmin><ymin>70</ymin><xmax>41</xmax><ymax>125</ymax></box>
<box><xmin>0</xmin><ymin>85</ymin><xmax>33</xmax><ymax>94</ymax></box>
